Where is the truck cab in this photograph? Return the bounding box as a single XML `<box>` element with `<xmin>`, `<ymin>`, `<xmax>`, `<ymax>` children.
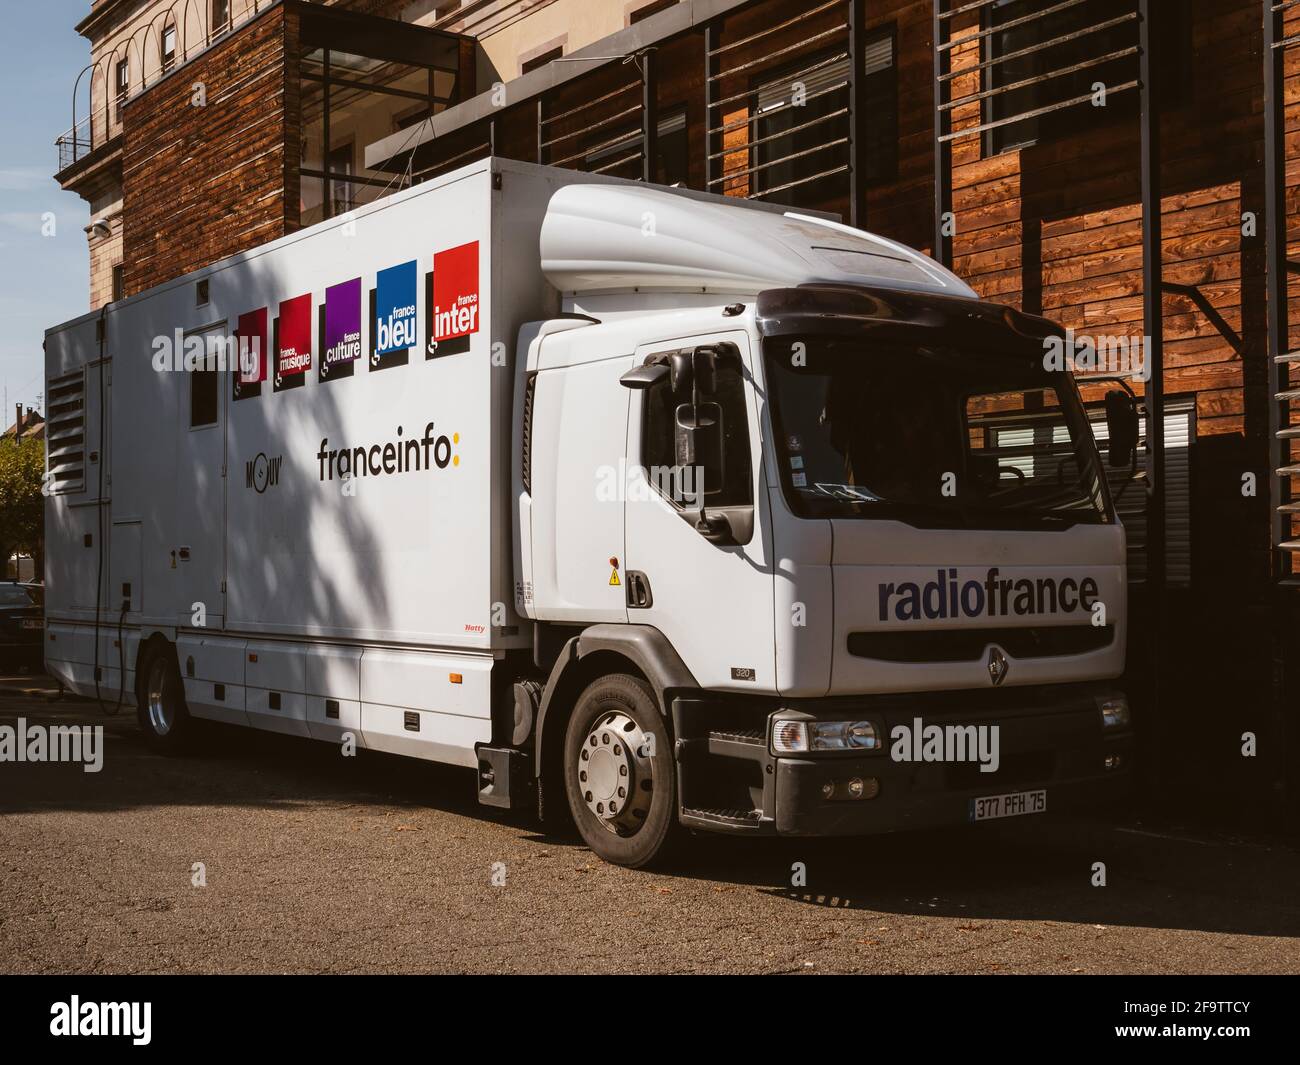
<box><xmin>512</xmin><ymin>183</ymin><xmax>1134</xmax><ymax>866</ymax></box>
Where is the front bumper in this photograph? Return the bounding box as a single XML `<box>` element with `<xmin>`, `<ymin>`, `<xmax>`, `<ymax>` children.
<box><xmin>672</xmin><ymin>683</ymin><xmax>1134</xmax><ymax>837</ymax></box>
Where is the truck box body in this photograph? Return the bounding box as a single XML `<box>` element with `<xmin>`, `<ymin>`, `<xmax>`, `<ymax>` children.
<box><xmin>44</xmin><ymin>161</ymin><xmax>572</xmax><ymax>763</ymax></box>
<box><xmin>44</xmin><ymin>158</ymin><xmax>1134</xmax><ymax>857</ymax></box>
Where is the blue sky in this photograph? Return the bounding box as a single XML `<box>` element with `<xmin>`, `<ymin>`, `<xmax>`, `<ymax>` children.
<box><xmin>0</xmin><ymin>5</ymin><xmax>92</xmax><ymax>425</ymax></box>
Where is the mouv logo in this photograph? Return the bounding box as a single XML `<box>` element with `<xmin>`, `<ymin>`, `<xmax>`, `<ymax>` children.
<box><xmin>246</xmin><ymin>452</ymin><xmax>282</xmax><ymax>493</ymax></box>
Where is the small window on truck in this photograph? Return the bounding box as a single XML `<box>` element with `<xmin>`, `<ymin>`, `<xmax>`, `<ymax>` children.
<box><xmin>191</xmin><ymin>358</ymin><xmax>219</xmax><ymax>428</ymax></box>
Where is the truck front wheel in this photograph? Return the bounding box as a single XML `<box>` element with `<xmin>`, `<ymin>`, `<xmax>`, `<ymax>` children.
<box><xmin>563</xmin><ymin>673</ymin><xmax>678</xmax><ymax>868</ymax></box>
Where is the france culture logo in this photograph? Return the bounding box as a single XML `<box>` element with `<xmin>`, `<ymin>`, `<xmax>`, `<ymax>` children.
<box><xmin>375</xmin><ymin>259</ymin><xmax>417</xmax><ymax>368</ymax></box>
<box><xmin>322</xmin><ymin>276</ymin><xmax>361</xmax><ymax>381</ymax></box>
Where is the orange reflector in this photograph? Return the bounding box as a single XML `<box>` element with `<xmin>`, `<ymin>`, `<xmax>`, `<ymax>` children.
<box><xmin>248</xmin><ymin>653</ymin><xmax>258</xmax><ymax>662</ymax></box>
<box><xmin>449</xmin><ymin>672</ymin><xmax>463</xmax><ymax>684</ymax></box>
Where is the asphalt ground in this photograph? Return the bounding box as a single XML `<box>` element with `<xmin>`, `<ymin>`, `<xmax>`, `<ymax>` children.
<box><xmin>2</xmin><ymin>675</ymin><xmax>1298</xmax><ymax>974</ymax></box>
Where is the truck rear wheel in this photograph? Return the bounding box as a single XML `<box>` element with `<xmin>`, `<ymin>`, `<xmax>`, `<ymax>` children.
<box><xmin>563</xmin><ymin>673</ymin><xmax>678</xmax><ymax>868</ymax></box>
<box><xmin>137</xmin><ymin>643</ymin><xmax>193</xmax><ymax>752</ymax></box>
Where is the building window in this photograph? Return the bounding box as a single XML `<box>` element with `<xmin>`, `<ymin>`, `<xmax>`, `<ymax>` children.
<box><xmin>1087</xmin><ymin>398</ymin><xmax>1193</xmax><ymax>587</ymax></box>
<box><xmin>115</xmin><ymin>58</ymin><xmax>129</xmax><ymax>123</ymax></box>
<box><xmin>297</xmin><ymin>8</ymin><xmax>464</xmax><ymax>227</ymax></box>
<box><xmin>629</xmin><ymin>0</ymin><xmax>677</xmax><ymax>25</ymax></box>
<box><xmin>161</xmin><ymin>23</ymin><xmax>177</xmax><ymax>73</ymax></box>
<box><xmin>582</xmin><ymin>110</ymin><xmax>687</xmax><ymax>182</ymax></box>
<box><xmin>211</xmin><ymin>0</ymin><xmax>231</xmax><ymax>39</ymax></box>
<box><xmin>655</xmin><ymin>108</ymin><xmax>688</xmax><ymax>186</ymax></box>
<box><xmin>982</xmin><ymin>0</ymin><xmax>1138</xmax><ymax>156</ymax></box>
<box><xmin>190</xmin><ymin>359</ymin><xmax>219</xmax><ymax>428</ymax></box>
<box><xmin>522</xmin><ymin>46</ymin><xmax>563</xmax><ymax>76</ymax></box>
<box><xmin>328</xmin><ymin>143</ymin><xmax>355</xmax><ymax>216</ymax></box>
<box><xmin>111</xmin><ymin>265</ymin><xmax>124</xmax><ymax>303</ymax></box>
<box><xmin>752</xmin><ymin>52</ymin><xmax>851</xmax><ymax>207</ymax></box>
<box><xmin>393</xmin><ymin>104</ymin><xmax>433</xmax><ymax>133</ymax></box>
<box><xmin>862</xmin><ymin>27</ymin><xmax>897</xmax><ymax>185</ymax></box>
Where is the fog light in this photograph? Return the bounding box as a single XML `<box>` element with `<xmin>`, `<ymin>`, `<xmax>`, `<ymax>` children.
<box><xmin>1100</xmin><ymin>697</ymin><xmax>1130</xmax><ymax>731</ymax></box>
<box><xmin>1104</xmin><ymin>754</ymin><xmax>1125</xmax><ymax>771</ymax></box>
<box><xmin>773</xmin><ymin>720</ymin><xmax>808</xmax><ymax>753</ymax></box>
<box><xmin>821</xmin><ymin>776</ymin><xmax>880</xmax><ymax>801</ymax></box>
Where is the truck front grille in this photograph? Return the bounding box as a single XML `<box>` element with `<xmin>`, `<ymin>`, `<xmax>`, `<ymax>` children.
<box><xmin>847</xmin><ymin>625</ymin><xmax>1114</xmax><ymax>663</ymax></box>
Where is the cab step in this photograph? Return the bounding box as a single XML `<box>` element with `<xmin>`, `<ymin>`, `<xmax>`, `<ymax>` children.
<box><xmin>681</xmin><ymin>806</ymin><xmax>769</xmax><ymax>833</ymax></box>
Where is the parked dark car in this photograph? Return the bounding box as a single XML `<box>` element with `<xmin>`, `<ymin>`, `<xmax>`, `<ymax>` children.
<box><xmin>0</xmin><ymin>581</ymin><xmax>44</xmax><ymax>672</ymax></box>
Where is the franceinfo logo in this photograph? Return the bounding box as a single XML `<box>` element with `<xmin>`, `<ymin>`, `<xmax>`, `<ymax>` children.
<box><xmin>316</xmin><ymin>422</ymin><xmax>459</xmax><ymax>481</ymax></box>
<box><xmin>50</xmin><ymin>996</ymin><xmax>150</xmax><ymax>1045</ymax></box>
<box><xmin>877</xmin><ymin>567</ymin><xmax>1102</xmax><ymax>622</ymax></box>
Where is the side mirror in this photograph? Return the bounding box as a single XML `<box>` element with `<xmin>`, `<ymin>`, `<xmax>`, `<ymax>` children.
<box><xmin>1104</xmin><ymin>390</ymin><xmax>1138</xmax><ymax>469</ymax></box>
<box><xmin>671</xmin><ymin>346</ymin><xmax>719</xmax><ymax>397</ymax></box>
<box><xmin>674</xmin><ymin>401</ymin><xmax>724</xmax><ymax>500</ymax></box>
<box><xmin>620</xmin><ymin>362</ymin><xmax>669</xmax><ymax>389</ymax></box>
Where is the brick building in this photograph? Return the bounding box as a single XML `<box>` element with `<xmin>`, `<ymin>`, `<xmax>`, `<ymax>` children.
<box><xmin>52</xmin><ymin>0</ymin><xmax>1300</xmax><ymax>829</ymax></box>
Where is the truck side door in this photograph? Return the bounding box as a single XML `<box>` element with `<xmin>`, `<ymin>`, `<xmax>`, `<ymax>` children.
<box><xmin>622</xmin><ymin>331</ymin><xmax>776</xmax><ymax>689</ymax></box>
<box><xmin>173</xmin><ymin>324</ymin><xmax>227</xmax><ymax>628</ymax></box>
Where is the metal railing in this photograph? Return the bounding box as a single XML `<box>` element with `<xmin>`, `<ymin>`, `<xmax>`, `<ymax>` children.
<box><xmin>1266</xmin><ymin>0</ymin><xmax>1300</xmax><ymax>577</ymax></box>
<box><xmin>56</xmin><ymin>113</ymin><xmax>97</xmax><ymax>172</ymax></box>
<box><xmin>54</xmin><ymin>0</ymin><xmax>271</xmax><ymax>177</ymax></box>
<box><xmin>704</xmin><ymin>0</ymin><xmax>851</xmax><ymax>205</ymax></box>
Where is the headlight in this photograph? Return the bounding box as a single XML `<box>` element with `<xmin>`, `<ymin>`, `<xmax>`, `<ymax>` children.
<box><xmin>771</xmin><ymin>719</ymin><xmax>880</xmax><ymax>753</ymax></box>
<box><xmin>1100</xmin><ymin>697</ymin><xmax>1130</xmax><ymax>730</ymax></box>
<box><xmin>811</xmin><ymin>720</ymin><xmax>879</xmax><ymax>751</ymax></box>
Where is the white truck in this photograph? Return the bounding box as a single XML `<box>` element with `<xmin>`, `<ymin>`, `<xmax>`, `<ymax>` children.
<box><xmin>43</xmin><ymin>158</ymin><xmax>1135</xmax><ymax>867</ymax></box>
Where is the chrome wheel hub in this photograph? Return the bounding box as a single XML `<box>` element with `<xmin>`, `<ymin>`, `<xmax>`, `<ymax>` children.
<box><xmin>577</xmin><ymin>711</ymin><xmax>654</xmax><ymax>836</ymax></box>
<box><xmin>146</xmin><ymin>658</ymin><xmax>174</xmax><ymax>737</ymax></box>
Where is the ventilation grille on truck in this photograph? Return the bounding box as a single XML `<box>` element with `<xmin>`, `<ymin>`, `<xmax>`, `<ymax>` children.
<box><xmin>847</xmin><ymin>625</ymin><xmax>1115</xmax><ymax>663</ymax></box>
<box><xmin>521</xmin><ymin>371</ymin><xmax>536</xmax><ymax>494</ymax></box>
<box><xmin>45</xmin><ymin>371</ymin><xmax>86</xmax><ymax>493</ymax></box>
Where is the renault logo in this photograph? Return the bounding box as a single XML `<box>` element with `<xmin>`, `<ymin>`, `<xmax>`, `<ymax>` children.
<box><xmin>987</xmin><ymin>646</ymin><xmax>1009</xmax><ymax>687</ymax></box>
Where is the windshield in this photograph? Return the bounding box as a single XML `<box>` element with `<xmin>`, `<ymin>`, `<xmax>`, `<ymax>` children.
<box><xmin>0</xmin><ymin>584</ymin><xmax>40</xmax><ymax>607</ymax></box>
<box><xmin>763</xmin><ymin>336</ymin><xmax>1110</xmax><ymax>528</ymax></box>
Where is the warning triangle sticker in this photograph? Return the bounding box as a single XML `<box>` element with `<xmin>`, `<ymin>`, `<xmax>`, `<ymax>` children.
<box><xmin>609</xmin><ymin>568</ymin><xmax>621</xmax><ymax>587</ymax></box>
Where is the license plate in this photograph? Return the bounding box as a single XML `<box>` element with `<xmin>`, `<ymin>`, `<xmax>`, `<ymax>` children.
<box><xmin>20</xmin><ymin>619</ymin><xmax>43</xmax><ymax>630</ymax></box>
<box><xmin>969</xmin><ymin>789</ymin><xmax>1046</xmax><ymax>822</ymax></box>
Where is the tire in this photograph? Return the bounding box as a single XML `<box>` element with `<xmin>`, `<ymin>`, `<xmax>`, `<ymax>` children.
<box><xmin>562</xmin><ymin>673</ymin><xmax>679</xmax><ymax>868</ymax></box>
<box><xmin>136</xmin><ymin>643</ymin><xmax>194</xmax><ymax>752</ymax></box>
